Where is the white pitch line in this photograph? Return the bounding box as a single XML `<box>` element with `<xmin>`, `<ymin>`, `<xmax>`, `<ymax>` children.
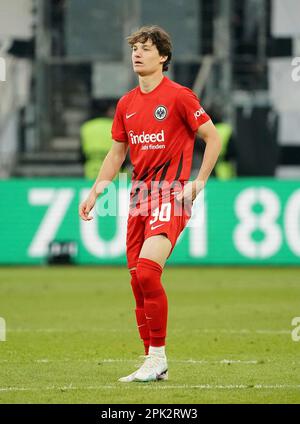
<box><xmin>0</xmin><ymin>384</ymin><xmax>300</xmax><ymax>393</ymax></box>
<box><xmin>102</xmin><ymin>359</ymin><xmax>261</xmax><ymax>365</ymax></box>
<box><xmin>6</xmin><ymin>328</ymin><xmax>134</xmax><ymax>333</ymax></box>
<box><xmin>0</xmin><ymin>358</ymin><xmax>262</xmax><ymax>365</ymax></box>
<box><xmin>201</xmin><ymin>329</ymin><xmax>290</xmax><ymax>335</ymax></box>
<box><xmin>6</xmin><ymin>328</ymin><xmax>291</xmax><ymax>335</ymax></box>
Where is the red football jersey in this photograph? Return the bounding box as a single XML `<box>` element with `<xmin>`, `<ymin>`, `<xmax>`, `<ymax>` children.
<box><xmin>111</xmin><ymin>76</ymin><xmax>210</xmax><ymax>209</ymax></box>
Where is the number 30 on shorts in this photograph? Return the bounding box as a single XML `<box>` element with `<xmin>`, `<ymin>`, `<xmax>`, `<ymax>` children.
<box><xmin>149</xmin><ymin>203</ymin><xmax>171</xmax><ymax>225</ymax></box>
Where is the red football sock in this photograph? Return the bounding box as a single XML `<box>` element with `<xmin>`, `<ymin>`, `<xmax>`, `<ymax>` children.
<box><xmin>130</xmin><ymin>269</ymin><xmax>150</xmax><ymax>353</ymax></box>
<box><xmin>136</xmin><ymin>257</ymin><xmax>168</xmax><ymax>348</ymax></box>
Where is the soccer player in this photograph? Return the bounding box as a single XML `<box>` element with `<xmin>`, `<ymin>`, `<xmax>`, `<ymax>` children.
<box><xmin>79</xmin><ymin>25</ymin><xmax>221</xmax><ymax>382</ymax></box>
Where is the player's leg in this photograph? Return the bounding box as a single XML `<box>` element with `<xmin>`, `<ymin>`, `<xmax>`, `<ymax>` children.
<box><xmin>126</xmin><ymin>199</ymin><xmax>191</xmax><ymax>382</ymax></box>
<box><xmin>119</xmin><ymin>199</ymin><xmax>190</xmax><ymax>382</ymax></box>
<box><xmin>127</xmin><ymin>233</ymin><xmax>172</xmax><ymax>356</ymax></box>
<box><xmin>119</xmin><ymin>235</ymin><xmax>171</xmax><ymax>383</ymax></box>
<box><xmin>118</xmin><ymin>212</ymin><xmax>151</xmax><ymax>383</ymax></box>
<box><xmin>137</xmin><ymin>234</ymin><xmax>171</xmax><ymax>351</ymax></box>
<box><xmin>139</xmin><ymin>234</ymin><xmax>172</xmax><ymax>268</ymax></box>
<box><xmin>126</xmin><ymin>214</ymin><xmax>150</xmax><ymax>356</ymax></box>
<box><xmin>128</xmin><ymin>266</ymin><xmax>150</xmax><ymax>356</ymax></box>
<box><xmin>132</xmin><ymin>235</ymin><xmax>171</xmax><ymax>382</ymax></box>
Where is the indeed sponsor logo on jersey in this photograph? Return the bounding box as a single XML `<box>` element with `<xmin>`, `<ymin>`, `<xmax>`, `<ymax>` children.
<box><xmin>129</xmin><ymin>130</ymin><xmax>165</xmax><ymax>145</ymax></box>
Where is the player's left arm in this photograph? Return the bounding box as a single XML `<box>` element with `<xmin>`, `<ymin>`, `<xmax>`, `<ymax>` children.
<box><xmin>195</xmin><ymin>119</ymin><xmax>222</xmax><ymax>185</ymax></box>
<box><xmin>176</xmin><ymin>119</ymin><xmax>222</xmax><ymax>202</ymax></box>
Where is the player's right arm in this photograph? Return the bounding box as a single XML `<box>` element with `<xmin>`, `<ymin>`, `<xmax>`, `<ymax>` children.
<box><xmin>79</xmin><ymin>140</ymin><xmax>129</xmax><ymax>221</ymax></box>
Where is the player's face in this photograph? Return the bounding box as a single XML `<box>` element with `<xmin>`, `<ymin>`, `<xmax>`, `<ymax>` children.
<box><xmin>131</xmin><ymin>40</ymin><xmax>167</xmax><ymax>76</ymax></box>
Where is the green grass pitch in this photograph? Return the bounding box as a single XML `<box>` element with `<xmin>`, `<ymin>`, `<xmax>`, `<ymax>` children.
<box><xmin>0</xmin><ymin>266</ymin><xmax>299</xmax><ymax>404</ymax></box>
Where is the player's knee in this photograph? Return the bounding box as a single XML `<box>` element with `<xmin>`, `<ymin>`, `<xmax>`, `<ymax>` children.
<box><xmin>138</xmin><ymin>272</ymin><xmax>166</xmax><ymax>303</ymax></box>
<box><xmin>136</xmin><ymin>258</ymin><xmax>163</xmax><ymax>295</ymax></box>
<box><xmin>135</xmin><ymin>268</ymin><xmax>152</xmax><ymax>292</ymax></box>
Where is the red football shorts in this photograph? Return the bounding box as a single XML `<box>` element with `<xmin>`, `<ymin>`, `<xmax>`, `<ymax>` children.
<box><xmin>126</xmin><ymin>195</ymin><xmax>192</xmax><ymax>269</ymax></box>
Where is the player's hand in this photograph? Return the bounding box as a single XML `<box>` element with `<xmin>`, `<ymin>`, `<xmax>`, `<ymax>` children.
<box><xmin>79</xmin><ymin>193</ymin><xmax>97</xmax><ymax>221</ymax></box>
<box><xmin>176</xmin><ymin>180</ymin><xmax>204</xmax><ymax>203</ymax></box>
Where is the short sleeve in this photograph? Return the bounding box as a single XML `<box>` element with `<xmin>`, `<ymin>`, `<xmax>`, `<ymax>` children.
<box><xmin>176</xmin><ymin>88</ymin><xmax>210</xmax><ymax>132</ymax></box>
<box><xmin>111</xmin><ymin>98</ymin><xmax>128</xmax><ymax>142</ymax></box>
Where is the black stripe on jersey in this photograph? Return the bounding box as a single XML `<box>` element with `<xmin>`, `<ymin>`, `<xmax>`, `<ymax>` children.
<box><xmin>159</xmin><ymin>159</ymin><xmax>171</xmax><ymax>183</ymax></box>
<box><xmin>156</xmin><ymin>159</ymin><xmax>172</xmax><ymax>195</ymax></box>
<box><xmin>151</xmin><ymin>162</ymin><xmax>167</xmax><ymax>182</ymax></box>
<box><xmin>131</xmin><ymin>162</ymin><xmax>164</xmax><ymax>205</ymax></box>
<box><xmin>130</xmin><ymin>167</ymin><xmax>149</xmax><ymax>207</ymax></box>
<box><xmin>130</xmin><ymin>185</ymin><xmax>141</xmax><ymax>209</ymax></box>
<box><xmin>139</xmin><ymin>169</ymin><xmax>149</xmax><ymax>182</ymax></box>
<box><xmin>170</xmin><ymin>152</ymin><xmax>184</xmax><ymax>193</ymax></box>
<box><xmin>130</xmin><ymin>159</ymin><xmax>173</xmax><ymax>207</ymax></box>
<box><xmin>175</xmin><ymin>152</ymin><xmax>183</xmax><ymax>181</ymax></box>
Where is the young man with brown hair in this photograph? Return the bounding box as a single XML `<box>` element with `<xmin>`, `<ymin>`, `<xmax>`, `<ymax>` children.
<box><xmin>79</xmin><ymin>25</ymin><xmax>221</xmax><ymax>382</ymax></box>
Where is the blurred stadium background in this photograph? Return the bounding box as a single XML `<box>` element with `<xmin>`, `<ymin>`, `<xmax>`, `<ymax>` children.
<box><xmin>0</xmin><ymin>0</ymin><xmax>300</xmax><ymax>404</ymax></box>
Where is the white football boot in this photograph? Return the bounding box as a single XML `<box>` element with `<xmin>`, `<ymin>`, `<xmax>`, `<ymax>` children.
<box><xmin>118</xmin><ymin>355</ymin><xmax>147</xmax><ymax>383</ymax></box>
<box><xmin>118</xmin><ymin>355</ymin><xmax>168</xmax><ymax>383</ymax></box>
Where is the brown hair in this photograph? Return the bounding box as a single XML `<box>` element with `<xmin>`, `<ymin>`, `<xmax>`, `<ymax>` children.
<box><xmin>127</xmin><ymin>25</ymin><xmax>172</xmax><ymax>72</ymax></box>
